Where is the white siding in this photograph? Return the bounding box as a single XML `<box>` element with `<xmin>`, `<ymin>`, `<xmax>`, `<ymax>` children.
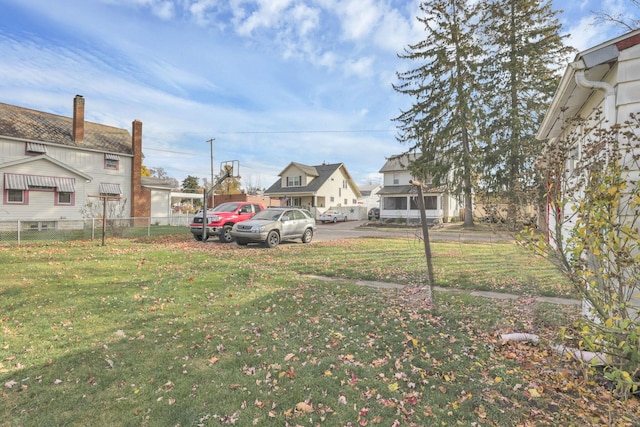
<box><xmin>1</xmin><ymin>138</ymin><xmax>133</xmax><ymax>221</ymax></box>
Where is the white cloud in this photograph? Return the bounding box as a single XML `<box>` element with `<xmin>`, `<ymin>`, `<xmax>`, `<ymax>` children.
<box><xmin>334</xmin><ymin>0</ymin><xmax>382</xmax><ymax>41</ymax></box>
<box><xmin>234</xmin><ymin>0</ymin><xmax>294</xmax><ymax>36</ymax></box>
<box><xmin>344</xmin><ymin>56</ymin><xmax>375</xmax><ymax>78</ymax></box>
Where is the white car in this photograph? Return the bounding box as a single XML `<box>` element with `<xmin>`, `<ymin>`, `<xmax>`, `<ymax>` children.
<box><xmin>318</xmin><ymin>210</ymin><xmax>348</xmax><ymax>223</ymax></box>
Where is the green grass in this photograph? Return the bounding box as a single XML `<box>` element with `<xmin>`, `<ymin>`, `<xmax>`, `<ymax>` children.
<box><xmin>0</xmin><ymin>236</ymin><xmax>636</xmax><ymax>426</ymax></box>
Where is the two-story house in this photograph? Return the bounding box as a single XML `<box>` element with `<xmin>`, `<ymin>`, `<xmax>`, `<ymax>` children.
<box><xmin>0</xmin><ymin>95</ymin><xmax>165</xmax><ymax>229</ymax></box>
<box><xmin>378</xmin><ymin>153</ymin><xmax>460</xmax><ymax>223</ymax></box>
<box><xmin>264</xmin><ymin>162</ymin><xmax>362</xmax><ymax>217</ymax></box>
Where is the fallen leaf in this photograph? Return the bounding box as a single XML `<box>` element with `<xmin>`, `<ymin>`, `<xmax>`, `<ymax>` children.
<box><xmin>296</xmin><ymin>402</ymin><xmax>314</xmax><ymax>413</ymax></box>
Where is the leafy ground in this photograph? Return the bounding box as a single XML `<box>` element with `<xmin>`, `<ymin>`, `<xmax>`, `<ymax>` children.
<box><xmin>1</xmin><ymin>235</ymin><xmax>638</xmax><ymax>426</ymax></box>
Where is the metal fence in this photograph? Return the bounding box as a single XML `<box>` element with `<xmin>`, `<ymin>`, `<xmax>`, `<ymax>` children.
<box><xmin>0</xmin><ymin>215</ymin><xmax>192</xmax><ymax>245</ymax></box>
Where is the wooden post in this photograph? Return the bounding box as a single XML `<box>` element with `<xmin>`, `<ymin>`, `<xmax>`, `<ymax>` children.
<box><xmin>410</xmin><ymin>179</ymin><xmax>435</xmax><ymax>300</ymax></box>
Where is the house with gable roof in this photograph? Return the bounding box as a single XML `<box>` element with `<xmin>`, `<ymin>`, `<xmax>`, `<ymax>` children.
<box><xmin>377</xmin><ymin>153</ymin><xmax>461</xmax><ymax>223</ymax></box>
<box><xmin>0</xmin><ymin>95</ymin><xmax>172</xmax><ymax>228</ymax></box>
<box><xmin>264</xmin><ymin>162</ymin><xmax>362</xmax><ymax>216</ymax></box>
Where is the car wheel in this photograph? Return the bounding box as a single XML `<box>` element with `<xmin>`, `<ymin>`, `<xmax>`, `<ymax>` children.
<box><xmin>301</xmin><ymin>228</ymin><xmax>313</xmax><ymax>243</ymax></box>
<box><xmin>193</xmin><ymin>234</ymin><xmax>203</xmax><ymax>241</ymax></box>
<box><xmin>265</xmin><ymin>230</ymin><xmax>280</xmax><ymax>248</ymax></box>
<box><xmin>236</xmin><ymin>238</ymin><xmax>248</xmax><ymax>246</ymax></box>
<box><xmin>219</xmin><ymin>225</ymin><xmax>234</xmax><ymax>243</ymax></box>
<box><xmin>332</xmin><ymin>217</ymin><xmax>337</xmax><ymax>223</ymax></box>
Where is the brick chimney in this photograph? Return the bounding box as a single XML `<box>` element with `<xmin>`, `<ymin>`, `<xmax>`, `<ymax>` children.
<box><xmin>73</xmin><ymin>95</ymin><xmax>85</xmax><ymax>142</ymax></box>
<box><xmin>130</xmin><ymin>120</ymin><xmax>146</xmax><ymax>218</ymax></box>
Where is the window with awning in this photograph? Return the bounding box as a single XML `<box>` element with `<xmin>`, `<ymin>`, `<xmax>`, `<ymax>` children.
<box><xmin>4</xmin><ymin>173</ymin><xmax>76</xmax><ymax>192</ymax></box>
<box><xmin>99</xmin><ymin>183</ymin><xmax>122</xmax><ymax>196</ymax></box>
<box><xmin>104</xmin><ymin>154</ymin><xmax>120</xmax><ymax>170</ymax></box>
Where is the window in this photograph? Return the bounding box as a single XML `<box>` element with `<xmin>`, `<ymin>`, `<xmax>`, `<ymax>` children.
<box><xmin>339</xmin><ymin>188</ymin><xmax>341</xmax><ymax>197</ymax></box>
<box><xmin>344</xmin><ymin>199</ymin><xmax>347</xmax><ymax>205</ymax></box>
<box><xmin>57</xmin><ymin>192</ymin><xmax>72</xmax><ymax>205</ymax></box>
<box><xmin>343</xmin><ymin>180</ymin><xmax>347</xmax><ymax>189</ymax></box>
<box><xmin>286</xmin><ymin>176</ymin><xmax>302</xmax><ymax>187</ymax></box>
<box><xmin>105</xmin><ymin>154</ymin><xmax>120</xmax><ymax>170</ymax></box>
<box><xmin>7</xmin><ymin>189</ymin><xmax>24</xmax><ymax>204</ymax></box>
<box><xmin>393</xmin><ymin>174</ymin><xmax>400</xmax><ymax>185</ymax></box>
<box><xmin>330</xmin><ymin>196</ymin><xmax>335</xmax><ymax>202</ymax></box>
<box><xmin>289</xmin><ymin>197</ymin><xmax>301</xmax><ymax>206</ymax></box>
<box><xmin>23</xmin><ymin>221</ymin><xmax>56</xmax><ymax>231</ymax></box>
<box><xmin>383</xmin><ymin>197</ymin><xmax>407</xmax><ymax>210</ymax></box>
<box><xmin>410</xmin><ymin>196</ymin><xmax>438</xmax><ymax>210</ymax></box>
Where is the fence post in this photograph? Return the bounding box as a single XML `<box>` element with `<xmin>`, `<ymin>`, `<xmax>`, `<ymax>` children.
<box><xmin>17</xmin><ymin>219</ymin><xmax>21</xmax><ymax>246</ymax></box>
<box><xmin>148</xmin><ymin>217</ymin><xmax>151</xmax><ymax>237</ymax></box>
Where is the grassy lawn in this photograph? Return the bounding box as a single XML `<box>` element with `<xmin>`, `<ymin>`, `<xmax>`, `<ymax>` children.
<box><xmin>1</xmin><ymin>235</ymin><xmax>637</xmax><ymax>426</ymax></box>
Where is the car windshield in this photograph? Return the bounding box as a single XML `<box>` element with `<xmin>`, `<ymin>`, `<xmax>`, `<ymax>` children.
<box><xmin>251</xmin><ymin>208</ymin><xmax>285</xmax><ymax>221</ymax></box>
<box><xmin>212</xmin><ymin>203</ymin><xmax>240</xmax><ymax>213</ymax></box>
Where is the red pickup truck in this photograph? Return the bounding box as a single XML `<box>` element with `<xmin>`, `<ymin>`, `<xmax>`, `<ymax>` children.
<box><xmin>189</xmin><ymin>202</ymin><xmax>264</xmax><ymax>242</ymax></box>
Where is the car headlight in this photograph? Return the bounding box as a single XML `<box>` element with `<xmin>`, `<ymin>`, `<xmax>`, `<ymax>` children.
<box><xmin>210</xmin><ymin>215</ymin><xmax>221</xmax><ymax>222</ymax></box>
<box><xmin>256</xmin><ymin>225</ymin><xmax>265</xmax><ymax>233</ymax></box>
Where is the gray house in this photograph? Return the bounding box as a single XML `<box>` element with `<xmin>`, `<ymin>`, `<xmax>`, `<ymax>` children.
<box><xmin>378</xmin><ymin>153</ymin><xmax>461</xmax><ymax>223</ymax></box>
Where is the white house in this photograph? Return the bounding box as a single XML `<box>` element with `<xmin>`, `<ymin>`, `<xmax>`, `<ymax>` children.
<box><xmin>377</xmin><ymin>153</ymin><xmax>461</xmax><ymax>223</ymax></box>
<box><xmin>0</xmin><ymin>95</ymin><xmax>172</xmax><ymax>228</ymax></box>
<box><xmin>357</xmin><ymin>184</ymin><xmax>382</xmax><ymax>210</ymax></box>
<box><xmin>536</xmin><ymin>29</ymin><xmax>640</xmax><ymax>313</ymax></box>
<box><xmin>264</xmin><ymin>162</ymin><xmax>362</xmax><ymax>217</ymax></box>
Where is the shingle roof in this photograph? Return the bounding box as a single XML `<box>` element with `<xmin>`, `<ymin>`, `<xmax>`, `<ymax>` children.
<box><xmin>265</xmin><ymin>162</ymin><xmax>343</xmax><ymax>194</ymax></box>
<box><xmin>379</xmin><ymin>153</ymin><xmax>421</xmax><ymax>173</ymax></box>
<box><xmin>0</xmin><ymin>101</ymin><xmax>132</xmax><ymax>155</ymax></box>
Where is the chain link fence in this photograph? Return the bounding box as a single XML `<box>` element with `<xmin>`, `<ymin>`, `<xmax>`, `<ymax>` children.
<box><xmin>0</xmin><ymin>215</ymin><xmax>192</xmax><ymax>245</ymax></box>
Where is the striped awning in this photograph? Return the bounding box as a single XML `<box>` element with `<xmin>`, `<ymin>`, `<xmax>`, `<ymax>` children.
<box><xmin>26</xmin><ymin>142</ymin><xmax>47</xmax><ymax>153</ymax></box>
<box><xmin>105</xmin><ymin>154</ymin><xmax>120</xmax><ymax>160</ymax></box>
<box><xmin>56</xmin><ymin>178</ymin><xmax>75</xmax><ymax>192</ymax></box>
<box><xmin>4</xmin><ymin>174</ymin><xmax>76</xmax><ymax>192</ymax></box>
<box><xmin>99</xmin><ymin>183</ymin><xmax>122</xmax><ymax>195</ymax></box>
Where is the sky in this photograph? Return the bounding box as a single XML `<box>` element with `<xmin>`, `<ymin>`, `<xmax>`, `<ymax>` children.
<box><xmin>0</xmin><ymin>0</ymin><xmax>637</xmax><ymax>190</ymax></box>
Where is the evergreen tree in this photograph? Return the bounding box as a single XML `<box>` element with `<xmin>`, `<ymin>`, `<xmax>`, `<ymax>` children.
<box><xmin>479</xmin><ymin>0</ymin><xmax>571</xmax><ymax>223</ymax></box>
<box><xmin>181</xmin><ymin>175</ymin><xmax>201</xmax><ymax>193</ymax></box>
<box><xmin>393</xmin><ymin>0</ymin><xmax>483</xmax><ymax>227</ymax></box>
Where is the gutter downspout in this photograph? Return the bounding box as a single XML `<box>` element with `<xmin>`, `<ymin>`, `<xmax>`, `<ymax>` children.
<box><xmin>569</xmin><ymin>59</ymin><xmax>617</xmax><ymax>320</ymax></box>
<box><xmin>570</xmin><ymin>60</ymin><xmax>616</xmax><ymax>125</ymax></box>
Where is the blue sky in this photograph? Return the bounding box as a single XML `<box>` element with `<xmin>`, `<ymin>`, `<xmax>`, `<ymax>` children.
<box><xmin>0</xmin><ymin>0</ymin><xmax>636</xmax><ymax>190</ymax></box>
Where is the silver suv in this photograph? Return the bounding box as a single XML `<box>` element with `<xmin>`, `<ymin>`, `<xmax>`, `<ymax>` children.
<box><xmin>231</xmin><ymin>207</ymin><xmax>316</xmax><ymax>248</ymax></box>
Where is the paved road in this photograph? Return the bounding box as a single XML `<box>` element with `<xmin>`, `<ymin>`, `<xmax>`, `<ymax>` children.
<box><xmin>314</xmin><ymin>220</ymin><xmax>515</xmax><ymax>243</ymax></box>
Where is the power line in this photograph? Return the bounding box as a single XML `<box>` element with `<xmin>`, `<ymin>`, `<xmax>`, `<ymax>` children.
<box><xmin>216</xmin><ymin>129</ymin><xmax>394</xmax><ymax>135</ymax></box>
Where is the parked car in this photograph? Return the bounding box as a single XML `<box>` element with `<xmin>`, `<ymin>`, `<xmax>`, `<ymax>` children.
<box><xmin>231</xmin><ymin>207</ymin><xmax>316</xmax><ymax>248</ymax></box>
<box><xmin>368</xmin><ymin>207</ymin><xmax>380</xmax><ymax>220</ymax></box>
<box><xmin>318</xmin><ymin>209</ymin><xmax>348</xmax><ymax>223</ymax></box>
<box><xmin>189</xmin><ymin>202</ymin><xmax>264</xmax><ymax>242</ymax></box>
